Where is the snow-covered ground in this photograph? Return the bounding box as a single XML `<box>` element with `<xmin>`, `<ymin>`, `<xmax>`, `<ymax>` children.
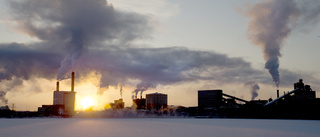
<box><xmin>0</xmin><ymin>118</ymin><xmax>319</xmax><ymax>137</ymax></box>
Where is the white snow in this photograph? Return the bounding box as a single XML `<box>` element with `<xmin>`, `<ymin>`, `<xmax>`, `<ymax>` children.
<box><xmin>0</xmin><ymin>118</ymin><xmax>319</xmax><ymax>137</ymax></box>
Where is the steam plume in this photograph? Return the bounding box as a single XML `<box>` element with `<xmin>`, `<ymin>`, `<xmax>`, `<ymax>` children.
<box><xmin>247</xmin><ymin>82</ymin><xmax>260</xmax><ymax>100</ymax></box>
<box><xmin>245</xmin><ymin>0</ymin><xmax>298</xmax><ymax>87</ymax></box>
<box><xmin>120</xmin><ymin>84</ymin><xmax>123</xmax><ymax>97</ymax></box>
<box><xmin>244</xmin><ymin>0</ymin><xmax>320</xmax><ymax>88</ymax></box>
<box><xmin>132</xmin><ymin>82</ymin><xmax>156</xmax><ymax>99</ymax></box>
<box><xmin>0</xmin><ymin>91</ymin><xmax>8</xmax><ymax>105</ymax></box>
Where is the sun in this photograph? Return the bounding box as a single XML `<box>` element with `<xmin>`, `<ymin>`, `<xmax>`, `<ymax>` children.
<box><xmin>80</xmin><ymin>96</ymin><xmax>95</xmax><ymax>110</ymax></box>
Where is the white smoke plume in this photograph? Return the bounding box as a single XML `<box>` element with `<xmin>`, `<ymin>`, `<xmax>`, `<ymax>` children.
<box><xmin>0</xmin><ymin>91</ymin><xmax>8</xmax><ymax>105</ymax></box>
<box><xmin>132</xmin><ymin>82</ymin><xmax>156</xmax><ymax>99</ymax></box>
<box><xmin>120</xmin><ymin>84</ymin><xmax>123</xmax><ymax>97</ymax></box>
<box><xmin>245</xmin><ymin>0</ymin><xmax>299</xmax><ymax>88</ymax></box>
<box><xmin>246</xmin><ymin>82</ymin><xmax>260</xmax><ymax>100</ymax></box>
<box><xmin>244</xmin><ymin>0</ymin><xmax>320</xmax><ymax>88</ymax></box>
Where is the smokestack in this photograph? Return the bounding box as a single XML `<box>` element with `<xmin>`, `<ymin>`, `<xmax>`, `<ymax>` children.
<box><xmin>56</xmin><ymin>81</ymin><xmax>59</xmax><ymax>91</ymax></box>
<box><xmin>71</xmin><ymin>72</ymin><xmax>75</xmax><ymax>92</ymax></box>
<box><xmin>277</xmin><ymin>89</ymin><xmax>279</xmax><ymax>98</ymax></box>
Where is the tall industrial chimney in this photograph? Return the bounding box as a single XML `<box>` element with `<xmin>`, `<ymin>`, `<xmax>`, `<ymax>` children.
<box><xmin>56</xmin><ymin>81</ymin><xmax>59</xmax><ymax>91</ymax></box>
<box><xmin>71</xmin><ymin>72</ymin><xmax>75</xmax><ymax>92</ymax></box>
<box><xmin>277</xmin><ymin>89</ymin><xmax>279</xmax><ymax>98</ymax></box>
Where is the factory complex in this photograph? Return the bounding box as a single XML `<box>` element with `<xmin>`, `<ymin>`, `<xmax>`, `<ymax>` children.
<box><xmin>1</xmin><ymin>72</ymin><xmax>320</xmax><ymax>119</ymax></box>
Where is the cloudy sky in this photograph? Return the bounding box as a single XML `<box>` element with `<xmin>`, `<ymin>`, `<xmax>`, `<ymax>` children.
<box><xmin>0</xmin><ymin>0</ymin><xmax>320</xmax><ymax>111</ymax></box>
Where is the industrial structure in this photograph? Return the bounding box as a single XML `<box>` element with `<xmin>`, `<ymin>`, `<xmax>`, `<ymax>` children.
<box><xmin>110</xmin><ymin>98</ymin><xmax>125</xmax><ymax>110</ymax></box>
<box><xmin>198</xmin><ymin>90</ymin><xmax>249</xmax><ymax>108</ymax></box>
<box><xmin>53</xmin><ymin>72</ymin><xmax>76</xmax><ymax>115</ymax></box>
<box><xmin>195</xmin><ymin>79</ymin><xmax>320</xmax><ymax>119</ymax></box>
<box><xmin>266</xmin><ymin>79</ymin><xmax>316</xmax><ymax>106</ymax></box>
<box><xmin>3</xmin><ymin>78</ymin><xmax>320</xmax><ymax>119</ymax></box>
<box><xmin>146</xmin><ymin>92</ymin><xmax>167</xmax><ymax>110</ymax></box>
<box><xmin>38</xmin><ymin>72</ymin><xmax>76</xmax><ymax>117</ymax></box>
<box><xmin>133</xmin><ymin>97</ymin><xmax>146</xmax><ymax>109</ymax></box>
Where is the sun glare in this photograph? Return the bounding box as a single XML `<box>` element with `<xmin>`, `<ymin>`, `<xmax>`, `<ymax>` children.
<box><xmin>80</xmin><ymin>96</ymin><xmax>95</xmax><ymax>110</ymax></box>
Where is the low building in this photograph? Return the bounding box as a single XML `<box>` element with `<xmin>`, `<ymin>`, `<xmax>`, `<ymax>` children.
<box><xmin>133</xmin><ymin>98</ymin><xmax>146</xmax><ymax>109</ymax></box>
<box><xmin>53</xmin><ymin>91</ymin><xmax>76</xmax><ymax>115</ymax></box>
<box><xmin>146</xmin><ymin>92</ymin><xmax>167</xmax><ymax>110</ymax></box>
<box><xmin>38</xmin><ymin>105</ymin><xmax>65</xmax><ymax>117</ymax></box>
<box><xmin>198</xmin><ymin>90</ymin><xmax>223</xmax><ymax>108</ymax></box>
<box><xmin>110</xmin><ymin>99</ymin><xmax>124</xmax><ymax>110</ymax></box>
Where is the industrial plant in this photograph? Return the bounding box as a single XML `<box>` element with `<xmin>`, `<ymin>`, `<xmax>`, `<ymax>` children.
<box><xmin>193</xmin><ymin>79</ymin><xmax>320</xmax><ymax>119</ymax></box>
<box><xmin>1</xmin><ymin>78</ymin><xmax>320</xmax><ymax>119</ymax></box>
<box><xmin>38</xmin><ymin>72</ymin><xmax>76</xmax><ymax>117</ymax></box>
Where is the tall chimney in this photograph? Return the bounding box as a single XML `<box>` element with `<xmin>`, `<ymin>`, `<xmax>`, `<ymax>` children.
<box><xmin>277</xmin><ymin>89</ymin><xmax>279</xmax><ymax>98</ymax></box>
<box><xmin>71</xmin><ymin>72</ymin><xmax>75</xmax><ymax>92</ymax></box>
<box><xmin>56</xmin><ymin>81</ymin><xmax>59</xmax><ymax>91</ymax></box>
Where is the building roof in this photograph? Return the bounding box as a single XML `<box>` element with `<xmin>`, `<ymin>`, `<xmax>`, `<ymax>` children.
<box><xmin>146</xmin><ymin>92</ymin><xmax>167</xmax><ymax>95</ymax></box>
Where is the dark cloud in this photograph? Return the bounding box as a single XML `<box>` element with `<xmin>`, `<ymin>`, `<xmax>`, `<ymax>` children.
<box><xmin>0</xmin><ymin>42</ymin><xmax>271</xmax><ymax>102</ymax></box>
<box><xmin>7</xmin><ymin>0</ymin><xmax>152</xmax><ymax>80</ymax></box>
<box><xmin>76</xmin><ymin>46</ymin><xmax>268</xmax><ymax>91</ymax></box>
<box><xmin>0</xmin><ymin>43</ymin><xmax>61</xmax><ymax>81</ymax></box>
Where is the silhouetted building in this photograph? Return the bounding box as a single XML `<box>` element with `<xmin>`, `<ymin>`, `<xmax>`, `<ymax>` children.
<box><xmin>133</xmin><ymin>98</ymin><xmax>146</xmax><ymax>109</ymax></box>
<box><xmin>110</xmin><ymin>99</ymin><xmax>124</xmax><ymax>110</ymax></box>
<box><xmin>38</xmin><ymin>105</ymin><xmax>65</xmax><ymax>117</ymax></box>
<box><xmin>198</xmin><ymin>90</ymin><xmax>223</xmax><ymax>108</ymax></box>
<box><xmin>0</xmin><ymin>105</ymin><xmax>10</xmax><ymax>110</ymax></box>
<box><xmin>0</xmin><ymin>106</ymin><xmax>13</xmax><ymax>118</ymax></box>
<box><xmin>53</xmin><ymin>91</ymin><xmax>76</xmax><ymax>114</ymax></box>
<box><xmin>52</xmin><ymin>72</ymin><xmax>76</xmax><ymax>115</ymax></box>
<box><xmin>146</xmin><ymin>92</ymin><xmax>167</xmax><ymax>110</ymax></box>
<box><xmin>266</xmin><ymin>79</ymin><xmax>317</xmax><ymax>106</ymax></box>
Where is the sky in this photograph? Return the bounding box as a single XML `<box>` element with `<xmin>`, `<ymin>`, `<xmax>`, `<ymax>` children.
<box><xmin>0</xmin><ymin>0</ymin><xmax>320</xmax><ymax>111</ymax></box>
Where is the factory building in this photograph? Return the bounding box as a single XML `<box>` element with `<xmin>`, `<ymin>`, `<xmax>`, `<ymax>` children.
<box><xmin>198</xmin><ymin>90</ymin><xmax>249</xmax><ymax>109</ymax></box>
<box><xmin>52</xmin><ymin>72</ymin><xmax>76</xmax><ymax>115</ymax></box>
<box><xmin>146</xmin><ymin>92</ymin><xmax>167</xmax><ymax>110</ymax></box>
<box><xmin>53</xmin><ymin>91</ymin><xmax>76</xmax><ymax>114</ymax></box>
<box><xmin>195</xmin><ymin>79</ymin><xmax>320</xmax><ymax>119</ymax></box>
<box><xmin>110</xmin><ymin>99</ymin><xmax>125</xmax><ymax>110</ymax></box>
<box><xmin>133</xmin><ymin>98</ymin><xmax>146</xmax><ymax>109</ymax></box>
<box><xmin>266</xmin><ymin>79</ymin><xmax>318</xmax><ymax>106</ymax></box>
<box><xmin>38</xmin><ymin>105</ymin><xmax>65</xmax><ymax>117</ymax></box>
<box><xmin>198</xmin><ymin>90</ymin><xmax>223</xmax><ymax>108</ymax></box>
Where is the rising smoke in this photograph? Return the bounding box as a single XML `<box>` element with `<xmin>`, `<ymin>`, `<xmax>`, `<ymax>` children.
<box><xmin>120</xmin><ymin>84</ymin><xmax>123</xmax><ymax>98</ymax></box>
<box><xmin>244</xmin><ymin>0</ymin><xmax>320</xmax><ymax>88</ymax></box>
<box><xmin>0</xmin><ymin>91</ymin><xmax>8</xmax><ymax>105</ymax></box>
<box><xmin>246</xmin><ymin>82</ymin><xmax>260</xmax><ymax>100</ymax></box>
<box><xmin>132</xmin><ymin>82</ymin><xmax>156</xmax><ymax>99</ymax></box>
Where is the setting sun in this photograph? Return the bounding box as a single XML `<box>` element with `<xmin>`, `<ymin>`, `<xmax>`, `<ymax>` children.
<box><xmin>80</xmin><ymin>96</ymin><xmax>95</xmax><ymax>110</ymax></box>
